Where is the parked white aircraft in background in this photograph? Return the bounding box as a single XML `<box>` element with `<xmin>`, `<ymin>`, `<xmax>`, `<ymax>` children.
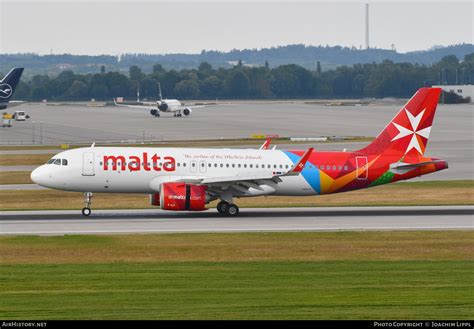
<box><xmin>30</xmin><ymin>88</ymin><xmax>448</xmax><ymax>217</ymax></box>
<box><xmin>114</xmin><ymin>82</ymin><xmax>204</xmax><ymax>118</ymax></box>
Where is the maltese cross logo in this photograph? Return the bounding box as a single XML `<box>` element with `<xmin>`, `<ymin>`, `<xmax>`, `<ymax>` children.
<box><xmin>391</xmin><ymin>108</ymin><xmax>431</xmax><ymax>154</ymax></box>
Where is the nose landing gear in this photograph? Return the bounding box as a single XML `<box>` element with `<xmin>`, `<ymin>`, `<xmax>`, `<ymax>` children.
<box><xmin>82</xmin><ymin>192</ymin><xmax>93</xmax><ymax>216</ymax></box>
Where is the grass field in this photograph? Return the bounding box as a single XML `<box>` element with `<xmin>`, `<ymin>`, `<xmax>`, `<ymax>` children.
<box><xmin>0</xmin><ymin>171</ymin><xmax>33</xmax><ymax>184</ymax></box>
<box><xmin>1</xmin><ymin>180</ymin><xmax>472</xmax><ymax>210</ymax></box>
<box><xmin>0</xmin><ymin>154</ymin><xmax>52</xmax><ymax>166</ymax></box>
<box><xmin>0</xmin><ymin>232</ymin><xmax>473</xmax><ymax>320</ymax></box>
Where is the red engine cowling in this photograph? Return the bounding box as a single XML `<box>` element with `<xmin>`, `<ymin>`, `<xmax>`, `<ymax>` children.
<box><xmin>159</xmin><ymin>182</ymin><xmax>208</xmax><ymax>211</ymax></box>
<box><xmin>150</xmin><ymin>193</ymin><xmax>160</xmax><ymax>206</ymax></box>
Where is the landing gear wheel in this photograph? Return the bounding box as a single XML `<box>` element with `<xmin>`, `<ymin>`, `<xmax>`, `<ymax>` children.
<box><xmin>82</xmin><ymin>192</ymin><xmax>93</xmax><ymax>217</ymax></box>
<box><xmin>225</xmin><ymin>204</ymin><xmax>239</xmax><ymax>216</ymax></box>
<box><xmin>217</xmin><ymin>201</ymin><xmax>229</xmax><ymax>214</ymax></box>
<box><xmin>82</xmin><ymin>207</ymin><xmax>91</xmax><ymax>216</ymax></box>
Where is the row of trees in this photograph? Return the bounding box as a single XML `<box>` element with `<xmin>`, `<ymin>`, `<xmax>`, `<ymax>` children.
<box><xmin>11</xmin><ymin>54</ymin><xmax>474</xmax><ymax>101</ymax></box>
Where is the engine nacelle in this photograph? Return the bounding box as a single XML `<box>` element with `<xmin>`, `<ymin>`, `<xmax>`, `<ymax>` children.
<box><xmin>158</xmin><ymin>102</ymin><xmax>168</xmax><ymax>111</ymax></box>
<box><xmin>159</xmin><ymin>182</ymin><xmax>208</xmax><ymax>211</ymax></box>
<box><xmin>150</xmin><ymin>193</ymin><xmax>160</xmax><ymax>206</ymax></box>
<box><xmin>182</xmin><ymin>108</ymin><xmax>192</xmax><ymax>116</ymax></box>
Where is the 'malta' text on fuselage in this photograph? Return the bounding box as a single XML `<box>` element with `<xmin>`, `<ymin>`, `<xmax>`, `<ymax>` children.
<box><xmin>103</xmin><ymin>153</ymin><xmax>176</xmax><ymax>172</ymax></box>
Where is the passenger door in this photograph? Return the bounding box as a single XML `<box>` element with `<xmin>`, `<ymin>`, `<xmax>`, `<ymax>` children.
<box><xmin>82</xmin><ymin>152</ymin><xmax>95</xmax><ymax>176</ymax></box>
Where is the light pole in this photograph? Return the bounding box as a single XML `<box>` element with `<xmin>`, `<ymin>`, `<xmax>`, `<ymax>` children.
<box><xmin>32</xmin><ymin>121</ymin><xmax>35</xmax><ymax>144</ymax></box>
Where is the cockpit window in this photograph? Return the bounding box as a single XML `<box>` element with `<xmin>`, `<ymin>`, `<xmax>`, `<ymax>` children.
<box><xmin>47</xmin><ymin>159</ymin><xmax>55</xmax><ymax>164</ymax></box>
<box><xmin>62</xmin><ymin>159</ymin><xmax>68</xmax><ymax>166</ymax></box>
<box><xmin>53</xmin><ymin>159</ymin><xmax>61</xmax><ymax>165</ymax></box>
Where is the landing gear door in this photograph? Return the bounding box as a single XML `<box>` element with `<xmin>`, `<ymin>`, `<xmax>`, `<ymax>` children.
<box><xmin>82</xmin><ymin>152</ymin><xmax>95</xmax><ymax>176</ymax></box>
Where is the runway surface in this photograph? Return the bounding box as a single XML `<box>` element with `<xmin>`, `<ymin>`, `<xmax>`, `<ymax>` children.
<box><xmin>1</xmin><ymin>206</ymin><xmax>472</xmax><ymax>235</ymax></box>
<box><xmin>0</xmin><ymin>184</ymin><xmax>46</xmax><ymax>190</ymax></box>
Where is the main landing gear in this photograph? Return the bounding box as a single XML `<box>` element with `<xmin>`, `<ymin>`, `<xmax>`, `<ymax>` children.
<box><xmin>216</xmin><ymin>201</ymin><xmax>239</xmax><ymax>216</ymax></box>
<box><xmin>82</xmin><ymin>192</ymin><xmax>93</xmax><ymax>216</ymax></box>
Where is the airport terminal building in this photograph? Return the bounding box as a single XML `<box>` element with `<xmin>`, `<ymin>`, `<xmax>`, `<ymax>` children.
<box><xmin>433</xmin><ymin>84</ymin><xmax>474</xmax><ymax>103</ymax></box>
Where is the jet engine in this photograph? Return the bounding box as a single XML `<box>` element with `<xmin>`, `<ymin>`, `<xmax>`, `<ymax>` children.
<box><xmin>158</xmin><ymin>102</ymin><xmax>168</xmax><ymax>111</ymax></box>
<box><xmin>159</xmin><ymin>182</ymin><xmax>208</xmax><ymax>211</ymax></box>
<box><xmin>182</xmin><ymin>108</ymin><xmax>192</xmax><ymax>116</ymax></box>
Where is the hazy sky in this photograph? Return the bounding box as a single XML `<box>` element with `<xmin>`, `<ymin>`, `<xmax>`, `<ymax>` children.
<box><xmin>0</xmin><ymin>0</ymin><xmax>472</xmax><ymax>55</ymax></box>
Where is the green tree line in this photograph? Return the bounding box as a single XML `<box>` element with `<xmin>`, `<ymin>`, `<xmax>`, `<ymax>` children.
<box><xmin>10</xmin><ymin>54</ymin><xmax>474</xmax><ymax>101</ymax></box>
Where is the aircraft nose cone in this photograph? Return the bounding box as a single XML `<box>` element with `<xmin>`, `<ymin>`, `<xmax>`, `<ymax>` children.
<box><xmin>31</xmin><ymin>166</ymin><xmax>49</xmax><ymax>187</ymax></box>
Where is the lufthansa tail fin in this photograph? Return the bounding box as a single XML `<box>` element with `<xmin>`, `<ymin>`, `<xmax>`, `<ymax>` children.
<box><xmin>357</xmin><ymin>87</ymin><xmax>441</xmax><ymax>157</ymax></box>
<box><xmin>0</xmin><ymin>68</ymin><xmax>24</xmax><ymax>104</ymax></box>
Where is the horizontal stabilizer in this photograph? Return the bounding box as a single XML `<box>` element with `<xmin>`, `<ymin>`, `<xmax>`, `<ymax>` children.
<box><xmin>389</xmin><ymin>160</ymin><xmax>445</xmax><ymax>175</ymax></box>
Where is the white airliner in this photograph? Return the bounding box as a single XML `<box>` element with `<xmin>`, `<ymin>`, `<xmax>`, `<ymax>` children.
<box><xmin>114</xmin><ymin>82</ymin><xmax>204</xmax><ymax>118</ymax></box>
<box><xmin>30</xmin><ymin>88</ymin><xmax>448</xmax><ymax>217</ymax></box>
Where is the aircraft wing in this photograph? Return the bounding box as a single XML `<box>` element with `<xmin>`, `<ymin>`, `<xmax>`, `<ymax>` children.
<box><xmin>178</xmin><ymin>148</ymin><xmax>314</xmax><ymax>195</ymax></box>
<box><xmin>113</xmin><ymin>98</ymin><xmax>155</xmax><ymax>110</ymax></box>
<box><xmin>175</xmin><ymin>105</ymin><xmax>206</xmax><ymax>110</ymax></box>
